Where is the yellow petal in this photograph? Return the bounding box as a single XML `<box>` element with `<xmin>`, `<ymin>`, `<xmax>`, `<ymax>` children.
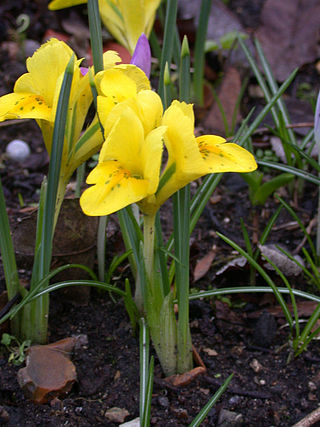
<box><xmin>99</xmin><ymin>107</ymin><xmax>145</xmax><ymax>176</ymax></box>
<box><xmin>116</xmin><ymin>64</ymin><xmax>151</xmax><ymax>92</ymax></box>
<box><xmin>0</xmin><ymin>93</ymin><xmax>52</xmax><ymax>122</ymax></box>
<box><xmin>99</xmin><ymin>1</ymin><xmax>128</xmax><ymax>51</ymax></box>
<box><xmin>162</xmin><ymin>101</ymin><xmax>205</xmax><ymax>179</ymax></box>
<box><xmin>142</xmin><ymin>125</ymin><xmax>166</xmax><ymax>194</ymax></box>
<box><xmin>19</xmin><ymin>38</ymin><xmax>74</xmax><ymax>107</ymax></box>
<box><xmin>80</xmin><ymin>162</ymin><xmax>149</xmax><ymax>216</ymax></box>
<box><xmin>135</xmin><ymin>90</ymin><xmax>163</xmax><ymax>135</ymax></box>
<box><xmin>99</xmin><ymin>68</ymin><xmax>138</xmax><ymax>102</ymax></box>
<box><xmin>196</xmin><ymin>135</ymin><xmax>257</xmax><ymax>173</ymax></box>
<box><xmin>103</xmin><ymin>50</ymin><xmax>122</xmax><ymax>69</ymax></box>
<box><xmin>48</xmin><ymin>0</ymin><xmax>87</xmax><ymax>10</ymax></box>
<box><xmin>99</xmin><ymin>0</ymin><xmax>161</xmax><ymax>53</ymax></box>
<box><xmin>100</xmin><ymin>89</ymin><xmax>162</xmax><ymax>136</ymax></box>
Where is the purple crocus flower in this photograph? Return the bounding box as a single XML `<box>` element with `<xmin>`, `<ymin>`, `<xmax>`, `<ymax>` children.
<box><xmin>130</xmin><ymin>33</ymin><xmax>151</xmax><ymax>78</ymax></box>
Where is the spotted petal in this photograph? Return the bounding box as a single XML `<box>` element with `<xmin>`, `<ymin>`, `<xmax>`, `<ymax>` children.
<box><xmin>196</xmin><ymin>135</ymin><xmax>257</xmax><ymax>173</ymax></box>
<box><xmin>0</xmin><ymin>93</ymin><xmax>52</xmax><ymax>122</ymax></box>
<box><xmin>80</xmin><ymin>162</ymin><xmax>150</xmax><ymax>216</ymax></box>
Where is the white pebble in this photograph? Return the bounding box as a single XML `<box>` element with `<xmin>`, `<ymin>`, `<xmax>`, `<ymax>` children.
<box><xmin>6</xmin><ymin>139</ymin><xmax>31</xmax><ymax>162</ymax></box>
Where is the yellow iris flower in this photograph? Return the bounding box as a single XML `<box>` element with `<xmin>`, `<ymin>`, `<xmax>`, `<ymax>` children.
<box><xmin>80</xmin><ymin>104</ymin><xmax>165</xmax><ymax>215</ymax></box>
<box><xmin>80</xmin><ymin>97</ymin><xmax>257</xmax><ymax>217</ymax></box>
<box><xmin>0</xmin><ymin>37</ymin><xmax>151</xmax><ymax>182</ymax></box>
<box><xmin>48</xmin><ymin>0</ymin><xmax>161</xmax><ymax>54</ymax></box>
<box><xmin>154</xmin><ymin>100</ymin><xmax>258</xmax><ymax>209</ymax></box>
<box><xmin>0</xmin><ymin>39</ymin><xmax>119</xmax><ymax>178</ymax></box>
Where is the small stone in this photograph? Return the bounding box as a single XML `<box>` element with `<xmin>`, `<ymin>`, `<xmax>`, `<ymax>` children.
<box><xmin>253</xmin><ymin>311</ymin><xmax>277</xmax><ymax>347</ymax></box>
<box><xmin>105</xmin><ymin>407</ymin><xmax>129</xmax><ymax>423</ymax></box>
<box><xmin>218</xmin><ymin>408</ymin><xmax>243</xmax><ymax>426</ymax></box>
<box><xmin>250</xmin><ymin>358</ymin><xmax>263</xmax><ymax>373</ymax></box>
<box><xmin>0</xmin><ymin>406</ymin><xmax>10</xmax><ymax>423</ymax></box>
<box><xmin>158</xmin><ymin>396</ymin><xmax>169</xmax><ymax>407</ymax></box>
<box><xmin>203</xmin><ymin>348</ymin><xmax>218</xmax><ymax>356</ymax></box>
<box><xmin>308</xmin><ymin>381</ymin><xmax>317</xmax><ymax>391</ymax></box>
<box><xmin>24</xmin><ymin>40</ymin><xmax>41</xmax><ymax>58</ymax></box>
<box><xmin>228</xmin><ymin>395</ymin><xmax>242</xmax><ymax>407</ymax></box>
<box><xmin>120</xmin><ymin>417</ymin><xmax>140</xmax><ymax>427</ymax></box>
<box><xmin>6</xmin><ymin>139</ymin><xmax>31</xmax><ymax>162</ymax></box>
<box><xmin>171</xmin><ymin>408</ymin><xmax>188</xmax><ymax>420</ymax></box>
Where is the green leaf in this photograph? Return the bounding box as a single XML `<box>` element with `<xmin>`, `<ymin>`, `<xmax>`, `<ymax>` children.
<box><xmin>251</xmin><ymin>173</ymin><xmax>294</xmax><ymax>206</ymax></box>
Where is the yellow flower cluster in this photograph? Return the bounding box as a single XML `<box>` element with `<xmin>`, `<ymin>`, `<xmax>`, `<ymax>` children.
<box><xmin>80</xmin><ymin>82</ymin><xmax>258</xmax><ymax>217</ymax></box>
<box><xmin>0</xmin><ymin>38</ymin><xmax>257</xmax><ymax>218</ymax></box>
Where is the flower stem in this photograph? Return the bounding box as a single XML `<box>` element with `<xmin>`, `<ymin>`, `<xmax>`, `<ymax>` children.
<box><xmin>143</xmin><ymin>212</ymin><xmax>156</xmax><ymax>281</ymax></box>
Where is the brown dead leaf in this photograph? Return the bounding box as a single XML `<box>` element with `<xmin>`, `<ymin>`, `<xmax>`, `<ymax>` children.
<box><xmin>17</xmin><ymin>338</ymin><xmax>77</xmax><ymax>403</ymax></box>
<box><xmin>193</xmin><ymin>248</ymin><xmax>216</xmax><ymax>282</ymax></box>
<box><xmin>256</xmin><ymin>0</ymin><xmax>320</xmax><ymax>82</ymax></box>
<box><xmin>203</xmin><ymin>67</ymin><xmax>242</xmax><ymax>135</ymax></box>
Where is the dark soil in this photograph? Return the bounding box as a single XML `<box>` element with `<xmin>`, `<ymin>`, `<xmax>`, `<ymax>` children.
<box><xmin>1</xmin><ymin>0</ymin><xmax>320</xmax><ymax>426</ymax></box>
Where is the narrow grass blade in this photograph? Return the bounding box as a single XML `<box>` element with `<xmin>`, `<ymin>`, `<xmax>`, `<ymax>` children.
<box><xmin>179</xmin><ymin>36</ymin><xmax>190</xmax><ymax>102</ymax></box>
<box><xmin>97</xmin><ymin>215</ymin><xmax>108</xmax><ymax>281</ymax></box>
<box><xmin>276</xmin><ymin>196</ymin><xmax>317</xmax><ymax>261</ymax></box>
<box><xmin>187</xmin><ymin>287</ymin><xmax>320</xmax><ymax>304</ymax></box>
<box><xmin>39</xmin><ymin>55</ymin><xmax>75</xmax><ymax>279</ymax></box>
<box><xmin>141</xmin><ymin>356</ymin><xmax>154</xmax><ymax>427</ymax></box>
<box><xmin>0</xmin><ymin>178</ymin><xmax>20</xmax><ymax>301</ymax></box>
<box><xmin>139</xmin><ymin>318</ymin><xmax>149</xmax><ymax>421</ymax></box>
<box><xmin>0</xmin><ymin>264</ymin><xmax>98</xmax><ymax>325</ymax></box>
<box><xmin>193</xmin><ymin>0</ymin><xmax>212</xmax><ymax>105</ymax></box>
<box><xmin>237</xmin><ymin>68</ymin><xmax>298</xmax><ymax>145</ymax></box>
<box><xmin>258</xmin><ymin>160</ymin><xmax>320</xmax><ymax>186</ymax></box>
<box><xmin>254</xmin><ymin>38</ymin><xmax>297</xmax><ymax>147</ymax></box>
<box><xmin>217</xmin><ymin>232</ymin><xmax>293</xmax><ymax>328</ymax></box>
<box><xmin>158</xmin><ymin>0</ymin><xmax>178</xmax><ymax>102</ymax></box>
<box><xmin>261</xmin><ymin>253</ymin><xmax>299</xmax><ymax>339</ymax></box>
<box><xmin>189</xmin><ymin>374</ymin><xmax>233</xmax><ymax>427</ymax></box>
<box><xmin>88</xmin><ymin>0</ymin><xmax>103</xmax><ymax>73</ymax></box>
<box><xmin>295</xmin><ymin>303</ymin><xmax>320</xmax><ymax>355</ymax></box>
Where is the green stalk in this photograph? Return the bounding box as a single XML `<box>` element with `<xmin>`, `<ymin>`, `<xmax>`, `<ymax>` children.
<box><xmin>0</xmin><ymin>178</ymin><xmax>20</xmax><ymax>335</ymax></box>
<box><xmin>143</xmin><ymin>213</ymin><xmax>157</xmax><ymax>282</ymax></box>
<box><xmin>193</xmin><ymin>0</ymin><xmax>212</xmax><ymax>105</ymax></box>
<box><xmin>139</xmin><ymin>318</ymin><xmax>149</xmax><ymax>421</ymax></box>
<box><xmin>175</xmin><ymin>36</ymin><xmax>193</xmax><ymax>374</ymax></box>
<box><xmin>87</xmin><ymin>0</ymin><xmax>103</xmax><ymax>74</ymax></box>
<box><xmin>143</xmin><ymin>212</ymin><xmax>177</xmax><ymax>376</ymax></box>
<box><xmin>21</xmin><ymin>56</ymin><xmax>75</xmax><ymax>343</ymax></box>
<box><xmin>97</xmin><ymin>215</ymin><xmax>108</xmax><ymax>281</ymax></box>
<box><xmin>158</xmin><ymin>0</ymin><xmax>178</xmax><ymax>103</ymax></box>
<box><xmin>87</xmin><ymin>0</ymin><xmax>109</xmax><ymax>282</ymax></box>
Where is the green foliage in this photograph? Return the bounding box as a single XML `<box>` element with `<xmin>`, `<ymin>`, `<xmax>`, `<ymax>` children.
<box><xmin>1</xmin><ymin>333</ymin><xmax>31</xmax><ymax>366</ymax></box>
<box><xmin>205</xmin><ymin>31</ymin><xmax>247</xmax><ymax>52</ymax></box>
<box><xmin>242</xmin><ymin>170</ymin><xmax>294</xmax><ymax>206</ymax></box>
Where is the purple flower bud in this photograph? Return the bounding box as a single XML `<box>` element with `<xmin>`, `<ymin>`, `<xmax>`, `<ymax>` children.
<box><xmin>80</xmin><ymin>67</ymin><xmax>89</xmax><ymax>76</ymax></box>
<box><xmin>130</xmin><ymin>33</ymin><xmax>151</xmax><ymax>78</ymax></box>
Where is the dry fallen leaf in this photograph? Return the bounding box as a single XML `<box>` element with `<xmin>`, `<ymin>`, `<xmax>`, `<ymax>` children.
<box><xmin>17</xmin><ymin>338</ymin><xmax>77</xmax><ymax>403</ymax></box>
<box><xmin>204</xmin><ymin>67</ymin><xmax>242</xmax><ymax>135</ymax></box>
<box><xmin>256</xmin><ymin>0</ymin><xmax>320</xmax><ymax>82</ymax></box>
<box><xmin>193</xmin><ymin>248</ymin><xmax>216</xmax><ymax>282</ymax></box>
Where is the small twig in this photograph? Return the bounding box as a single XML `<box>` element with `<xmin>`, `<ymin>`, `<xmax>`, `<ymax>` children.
<box><xmin>293</xmin><ymin>217</ymin><xmax>317</xmax><ymax>255</ymax></box>
<box><xmin>203</xmin><ymin>375</ymin><xmax>272</xmax><ymax>399</ymax></box>
<box><xmin>0</xmin><ymin>119</ymin><xmax>31</xmax><ymax>127</ymax></box>
<box><xmin>227</xmin><ymin>122</ymin><xmax>314</xmax><ymax>141</ymax></box>
<box><xmin>292</xmin><ymin>407</ymin><xmax>320</xmax><ymax>427</ymax></box>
